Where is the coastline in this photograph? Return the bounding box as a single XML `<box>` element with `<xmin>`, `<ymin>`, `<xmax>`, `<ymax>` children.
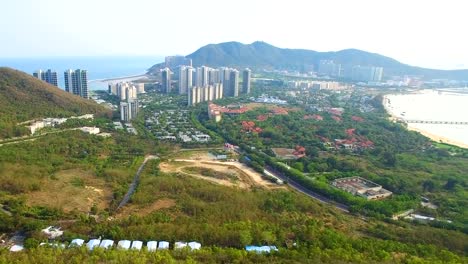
<box><xmin>382</xmin><ymin>95</ymin><xmax>468</xmax><ymax>149</ymax></box>
<box><xmin>406</xmin><ymin>125</ymin><xmax>468</xmax><ymax>149</ymax></box>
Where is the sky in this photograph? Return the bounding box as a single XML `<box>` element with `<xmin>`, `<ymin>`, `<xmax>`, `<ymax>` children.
<box><xmin>1</xmin><ymin>0</ymin><xmax>467</xmax><ymax>70</ymax></box>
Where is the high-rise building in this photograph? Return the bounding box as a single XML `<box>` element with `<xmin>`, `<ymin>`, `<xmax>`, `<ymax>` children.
<box><xmin>351</xmin><ymin>66</ymin><xmax>384</xmax><ymax>82</ymax></box>
<box><xmin>33</xmin><ymin>69</ymin><xmax>58</xmax><ymax>87</ymax></box>
<box><xmin>187</xmin><ymin>84</ymin><xmax>224</xmax><ymax>106</ymax></box>
<box><xmin>318</xmin><ymin>60</ymin><xmax>342</xmax><ymax>77</ymax></box>
<box><xmin>242</xmin><ymin>68</ymin><xmax>251</xmax><ymax>94</ymax></box>
<box><xmin>161</xmin><ymin>68</ymin><xmax>172</xmax><ymax>93</ymax></box>
<box><xmin>120</xmin><ymin>99</ymin><xmax>139</xmax><ymax>122</ymax></box>
<box><xmin>228</xmin><ymin>69</ymin><xmax>239</xmax><ymax>97</ymax></box>
<box><xmin>64</xmin><ymin>69</ymin><xmax>89</xmax><ymax>99</ymax></box>
<box><xmin>208</xmin><ymin>68</ymin><xmax>219</xmax><ymax>84</ymax></box>
<box><xmin>179</xmin><ymin>66</ymin><xmax>193</xmax><ymax>94</ymax></box>
<box><xmin>165</xmin><ymin>56</ymin><xmax>192</xmax><ymax>68</ymax></box>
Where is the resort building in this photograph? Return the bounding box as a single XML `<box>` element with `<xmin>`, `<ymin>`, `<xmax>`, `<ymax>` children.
<box><xmin>331</xmin><ymin>176</ymin><xmax>392</xmax><ymax>200</ymax></box>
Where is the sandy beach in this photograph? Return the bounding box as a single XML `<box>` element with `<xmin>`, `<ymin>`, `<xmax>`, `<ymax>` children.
<box><xmin>383</xmin><ymin>95</ymin><xmax>468</xmax><ymax>149</ymax></box>
<box><xmin>406</xmin><ymin>126</ymin><xmax>468</xmax><ymax>149</ymax></box>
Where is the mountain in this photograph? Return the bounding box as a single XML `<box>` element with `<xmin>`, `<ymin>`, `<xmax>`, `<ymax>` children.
<box><xmin>0</xmin><ymin>67</ymin><xmax>109</xmax><ymax>138</ymax></box>
<box><xmin>149</xmin><ymin>41</ymin><xmax>468</xmax><ymax>80</ymax></box>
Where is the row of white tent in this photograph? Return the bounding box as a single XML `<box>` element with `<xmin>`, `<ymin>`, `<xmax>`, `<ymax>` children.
<box><xmin>68</xmin><ymin>239</ymin><xmax>201</xmax><ymax>251</ymax></box>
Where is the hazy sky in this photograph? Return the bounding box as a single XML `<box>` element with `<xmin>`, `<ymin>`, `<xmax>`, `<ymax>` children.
<box><xmin>1</xmin><ymin>0</ymin><xmax>467</xmax><ymax>69</ymax></box>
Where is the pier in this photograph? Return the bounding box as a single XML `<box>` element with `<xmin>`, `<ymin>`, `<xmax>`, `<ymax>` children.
<box><xmin>403</xmin><ymin>120</ymin><xmax>468</xmax><ymax>125</ymax></box>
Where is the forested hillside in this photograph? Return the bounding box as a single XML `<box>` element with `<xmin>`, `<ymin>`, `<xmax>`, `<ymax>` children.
<box><xmin>0</xmin><ymin>68</ymin><xmax>109</xmax><ymax>138</ymax></box>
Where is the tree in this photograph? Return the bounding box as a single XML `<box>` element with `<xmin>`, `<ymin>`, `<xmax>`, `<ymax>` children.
<box><xmin>422</xmin><ymin>180</ymin><xmax>436</xmax><ymax>192</ymax></box>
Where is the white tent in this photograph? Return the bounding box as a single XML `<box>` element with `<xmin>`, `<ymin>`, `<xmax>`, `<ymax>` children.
<box><xmin>87</xmin><ymin>239</ymin><xmax>101</xmax><ymax>250</ymax></box>
<box><xmin>131</xmin><ymin>240</ymin><xmax>143</xmax><ymax>251</ymax></box>
<box><xmin>158</xmin><ymin>241</ymin><xmax>170</xmax><ymax>250</ymax></box>
<box><xmin>147</xmin><ymin>241</ymin><xmax>158</xmax><ymax>252</ymax></box>
<box><xmin>40</xmin><ymin>242</ymin><xmax>65</xmax><ymax>248</ymax></box>
<box><xmin>188</xmin><ymin>241</ymin><xmax>201</xmax><ymax>250</ymax></box>
<box><xmin>174</xmin><ymin>241</ymin><xmax>187</xmax><ymax>250</ymax></box>
<box><xmin>9</xmin><ymin>245</ymin><xmax>24</xmax><ymax>252</ymax></box>
<box><xmin>69</xmin><ymin>239</ymin><xmax>85</xmax><ymax>247</ymax></box>
<box><xmin>117</xmin><ymin>240</ymin><xmax>131</xmax><ymax>250</ymax></box>
<box><xmin>99</xmin><ymin>239</ymin><xmax>114</xmax><ymax>249</ymax></box>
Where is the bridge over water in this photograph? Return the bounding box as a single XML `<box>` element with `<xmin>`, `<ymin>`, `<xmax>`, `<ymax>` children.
<box><xmin>403</xmin><ymin>120</ymin><xmax>468</xmax><ymax>125</ymax></box>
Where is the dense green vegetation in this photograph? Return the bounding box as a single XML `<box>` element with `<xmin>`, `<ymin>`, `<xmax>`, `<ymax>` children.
<box><xmin>198</xmin><ymin>90</ymin><xmax>468</xmax><ymax>232</ymax></box>
<box><xmin>0</xmin><ymin>68</ymin><xmax>110</xmax><ymax>138</ymax></box>
<box><xmin>1</xmin><ymin>160</ymin><xmax>466</xmax><ymax>263</ymax></box>
<box><xmin>0</xmin><ymin>72</ymin><xmax>466</xmax><ymax>262</ymax></box>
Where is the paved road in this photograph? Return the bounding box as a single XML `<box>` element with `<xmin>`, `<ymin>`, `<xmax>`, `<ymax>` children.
<box><xmin>0</xmin><ymin>128</ymin><xmax>77</xmax><ymax>147</ymax></box>
<box><xmin>116</xmin><ymin>155</ymin><xmax>158</xmax><ymax>211</ymax></box>
<box><xmin>265</xmin><ymin>165</ymin><xmax>350</xmax><ymax>213</ymax></box>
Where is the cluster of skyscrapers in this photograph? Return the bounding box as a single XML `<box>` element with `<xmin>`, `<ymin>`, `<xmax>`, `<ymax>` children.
<box><xmin>108</xmin><ymin>82</ymin><xmax>144</xmax><ymax>122</ymax></box>
<box><xmin>318</xmin><ymin>60</ymin><xmax>384</xmax><ymax>82</ymax></box>
<box><xmin>33</xmin><ymin>69</ymin><xmax>58</xmax><ymax>87</ymax></box>
<box><xmin>161</xmin><ymin>63</ymin><xmax>251</xmax><ymax>106</ymax></box>
<box><xmin>33</xmin><ymin>69</ymin><xmax>89</xmax><ymax>99</ymax></box>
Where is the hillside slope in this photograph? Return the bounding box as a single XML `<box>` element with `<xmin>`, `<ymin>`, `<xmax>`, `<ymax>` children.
<box><xmin>149</xmin><ymin>41</ymin><xmax>468</xmax><ymax>80</ymax></box>
<box><xmin>0</xmin><ymin>67</ymin><xmax>108</xmax><ymax>138</ymax></box>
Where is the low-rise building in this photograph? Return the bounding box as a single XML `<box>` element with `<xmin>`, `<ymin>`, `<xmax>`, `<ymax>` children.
<box><xmin>331</xmin><ymin>176</ymin><xmax>392</xmax><ymax>200</ymax></box>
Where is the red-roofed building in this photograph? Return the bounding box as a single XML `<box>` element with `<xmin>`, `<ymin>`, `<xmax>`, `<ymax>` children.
<box><xmin>272</xmin><ymin>108</ymin><xmax>288</xmax><ymax>115</ymax></box>
<box><xmin>352</xmin><ymin>116</ymin><xmax>364</xmax><ymax>122</ymax></box>
<box><xmin>304</xmin><ymin>114</ymin><xmax>323</xmax><ymax>121</ymax></box>
<box><xmin>293</xmin><ymin>145</ymin><xmax>306</xmax><ymax>158</ymax></box>
<box><xmin>332</xmin><ymin>116</ymin><xmax>342</xmax><ymax>122</ymax></box>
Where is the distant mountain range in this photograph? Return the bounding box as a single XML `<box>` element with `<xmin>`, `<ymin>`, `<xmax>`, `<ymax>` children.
<box><xmin>149</xmin><ymin>41</ymin><xmax>468</xmax><ymax>81</ymax></box>
<box><xmin>0</xmin><ymin>67</ymin><xmax>108</xmax><ymax>138</ymax></box>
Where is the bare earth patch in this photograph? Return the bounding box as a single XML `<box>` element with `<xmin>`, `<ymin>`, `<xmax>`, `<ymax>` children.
<box><xmin>159</xmin><ymin>151</ymin><xmax>283</xmax><ymax>190</ymax></box>
<box><xmin>25</xmin><ymin>169</ymin><xmax>112</xmax><ymax>213</ymax></box>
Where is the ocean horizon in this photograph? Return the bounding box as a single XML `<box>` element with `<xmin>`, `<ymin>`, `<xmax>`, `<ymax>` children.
<box><xmin>0</xmin><ymin>55</ymin><xmax>164</xmax><ymax>90</ymax></box>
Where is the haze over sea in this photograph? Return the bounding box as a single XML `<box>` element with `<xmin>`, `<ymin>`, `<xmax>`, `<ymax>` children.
<box><xmin>385</xmin><ymin>89</ymin><xmax>468</xmax><ymax>148</ymax></box>
<box><xmin>0</xmin><ymin>56</ymin><xmax>163</xmax><ymax>90</ymax></box>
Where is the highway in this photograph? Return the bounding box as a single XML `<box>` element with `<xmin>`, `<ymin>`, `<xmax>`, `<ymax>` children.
<box><xmin>265</xmin><ymin>165</ymin><xmax>350</xmax><ymax>213</ymax></box>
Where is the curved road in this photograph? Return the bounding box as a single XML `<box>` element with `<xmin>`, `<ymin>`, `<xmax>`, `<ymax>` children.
<box><xmin>265</xmin><ymin>165</ymin><xmax>350</xmax><ymax>213</ymax></box>
<box><xmin>116</xmin><ymin>155</ymin><xmax>158</xmax><ymax>211</ymax></box>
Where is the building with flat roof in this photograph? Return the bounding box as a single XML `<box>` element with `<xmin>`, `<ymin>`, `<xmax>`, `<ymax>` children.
<box><xmin>332</xmin><ymin>176</ymin><xmax>392</xmax><ymax>200</ymax></box>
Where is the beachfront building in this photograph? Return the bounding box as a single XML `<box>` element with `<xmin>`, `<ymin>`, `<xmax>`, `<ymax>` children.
<box><xmin>64</xmin><ymin>69</ymin><xmax>89</xmax><ymax>99</ymax></box>
<box><xmin>33</xmin><ymin>69</ymin><xmax>58</xmax><ymax>87</ymax></box>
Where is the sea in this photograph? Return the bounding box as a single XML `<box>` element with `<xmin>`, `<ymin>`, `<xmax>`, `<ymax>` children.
<box><xmin>385</xmin><ymin>89</ymin><xmax>468</xmax><ymax>147</ymax></box>
<box><xmin>0</xmin><ymin>56</ymin><xmax>164</xmax><ymax>90</ymax></box>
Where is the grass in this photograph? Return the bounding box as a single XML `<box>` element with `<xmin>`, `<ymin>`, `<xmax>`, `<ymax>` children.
<box><xmin>24</xmin><ymin>169</ymin><xmax>112</xmax><ymax>213</ymax></box>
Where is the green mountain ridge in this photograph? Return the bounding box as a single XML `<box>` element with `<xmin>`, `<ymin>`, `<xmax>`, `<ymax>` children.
<box><xmin>0</xmin><ymin>67</ymin><xmax>109</xmax><ymax>138</ymax></box>
<box><xmin>149</xmin><ymin>41</ymin><xmax>468</xmax><ymax>80</ymax></box>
